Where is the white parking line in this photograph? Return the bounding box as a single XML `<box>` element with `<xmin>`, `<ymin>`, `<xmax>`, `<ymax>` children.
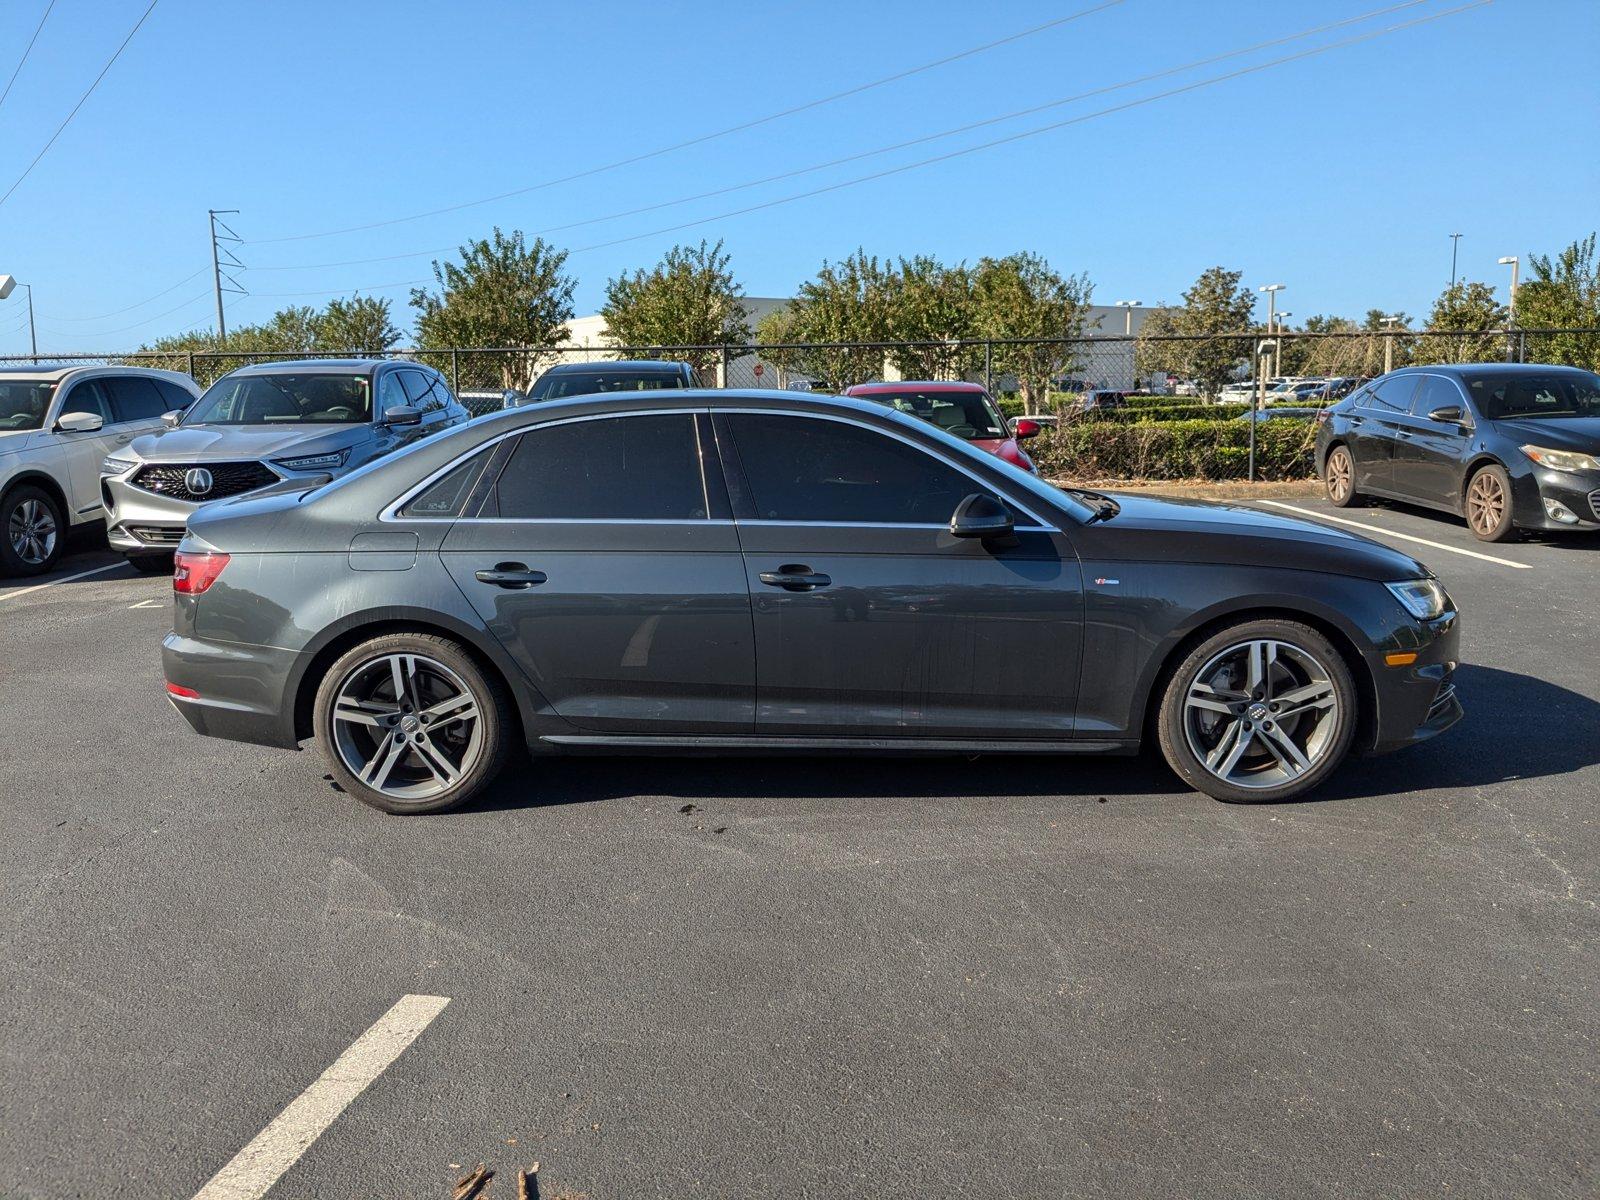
<box><xmin>191</xmin><ymin>994</ymin><xmax>450</xmax><ymax>1200</ymax></box>
<box><xmin>0</xmin><ymin>561</ymin><xmax>128</xmax><ymax>603</ymax></box>
<box><xmin>1258</xmin><ymin>501</ymin><xmax>1532</xmax><ymax>569</ymax></box>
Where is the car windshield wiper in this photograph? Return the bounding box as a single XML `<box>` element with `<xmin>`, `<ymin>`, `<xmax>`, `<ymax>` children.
<box><xmin>1062</xmin><ymin>486</ymin><xmax>1120</xmax><ymax>523</ymax></box>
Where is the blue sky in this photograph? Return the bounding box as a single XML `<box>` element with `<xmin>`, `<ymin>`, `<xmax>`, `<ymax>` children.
<box><xmin>0</xmin><ymin>0</ymin><xmax>1595</xmax><ymax>353</ymax></box>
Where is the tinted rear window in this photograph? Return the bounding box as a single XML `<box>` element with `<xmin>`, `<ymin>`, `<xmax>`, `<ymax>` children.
<box><xmin>529</xmin><ymin>369</ymin><xmax>687</xmax><ymax>400</ymax></box>
<box><xmin>492</xmin><ymin>414</ymin><xmax>707</xmax><ymax>520</ymax></box>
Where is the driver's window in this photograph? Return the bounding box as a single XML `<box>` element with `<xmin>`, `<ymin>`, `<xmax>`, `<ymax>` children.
<box><xmin>727</xmin><ymin>414</ymin><xmax>1002</xmax><ymax>525</ymax></box>
<box><xmin>58</xmin><ymin>380</ymin><xmax>113</xmax><ymax>425</ymax></box>
<box><xmin>375</xmin><ymin>371</ymin><xmax>408</xmax><ymax>418</ymax></box>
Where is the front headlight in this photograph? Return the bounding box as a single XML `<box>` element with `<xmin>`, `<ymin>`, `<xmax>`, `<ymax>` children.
<box><xmin>273</xmin><ymin>449</ymin><xmax>350</xmax><ymax>472</ymax></box>
<box><xmin>1521</xmin><ymin>444</ymin><xmax>1600</xmax><ymax>473</ymax></box>
<box><xmin>101</xmin><ymin>455</ymin><xmax>138</xmax><ymax>476</ymax></box>
<box><xmin>1385</xmin><ymin>578</ymin><xmax>1450</xmax><ymax>621</ymax></box>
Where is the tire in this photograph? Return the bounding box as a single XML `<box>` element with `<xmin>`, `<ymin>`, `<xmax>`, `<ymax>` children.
<box><xmin>1464</xmin><ymin>463</ymin><xmax>1518</xmax><ymax>542</ymax></box>
<box><xmin>1323</xmin><ymin>445</ymin><xmax>1360</xmax><ymax>508</ymax></box>
<box><xmin>127</xmin><ymin>552</ymin><xmax>175</xmax><ymax>575</ymax></box>
<box><xmin>1157</xmin><ymin>618</ymin><xmax>1358</xmax><ymax>803</ymax></box>
<box><xmin>0</xmin><ymin>484</ymin><xmax>65</xmax><ymax>577</ymax></box>
<box><xmin>312</xmin><ymin>632</ymin><xmax>512</xmax><ymax>814</ymax></box>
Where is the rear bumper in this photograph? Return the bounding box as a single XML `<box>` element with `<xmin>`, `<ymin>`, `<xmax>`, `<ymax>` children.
<box><xmin>161</xmin><ymin>631</ymin><xmax>301</xmax><ymax>749</ymax></box>
<box><xmin>1364</xmin><ymin>609</ymin><xmax>1464</xmax><ymax>754</ymax></box>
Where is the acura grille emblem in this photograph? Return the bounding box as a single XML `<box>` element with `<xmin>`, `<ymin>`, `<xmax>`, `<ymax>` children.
<box><xmin>184</xmin><ymin>467</ymin><xmax>214</xmax><ymax>496</ymax></box>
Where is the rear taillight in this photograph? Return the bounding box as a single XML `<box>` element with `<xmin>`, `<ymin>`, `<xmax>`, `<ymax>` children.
<box><xmin>1315</xmin><ymin>409</ymin><xmax>1331</xmax><ymax>425</ymax></box>
<box><xmin>173</xmin><ymin>551</ymin><xmax>230</xmax><ymax>595</ymax></box>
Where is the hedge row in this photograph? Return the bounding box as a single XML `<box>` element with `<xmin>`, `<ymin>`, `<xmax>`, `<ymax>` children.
<box><xmin>1029</xmin><ymin>419</ymin><xmax>1318</xmax><ymax>482</ymax></box>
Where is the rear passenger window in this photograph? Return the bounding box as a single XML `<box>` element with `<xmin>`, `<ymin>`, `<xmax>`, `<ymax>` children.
<box><xmin>155</xmin><ymin>379</ymin><xmax>195</xmax><ymax>411</ymax></box>
<box><xmin>727</xmin><ymin>414</ymin><xmax>995</xmax><ymax>525</ymax></box>
<box><xmin>492</xmin><ymin>414</ymin><xmax>707</xmax><ymax>520</ymax></box>
<box><xmin>400</xmin><ymin>448</ymin><xmax>493</xmax><ymax>518</ymax></box>
<box><xmin>103</xmin><ymin>376</ymin><xmax>169</xmax><ymax>422</ymax></box>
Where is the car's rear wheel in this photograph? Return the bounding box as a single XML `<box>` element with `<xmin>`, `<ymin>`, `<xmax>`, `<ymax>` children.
<box><xmin>313</xmin><ymin>632</ymin><xmax>511</xmax><ymax>814</ymax></box>
<box><xmin>1324</xmin><ymin>445</ymin><xmax>1360</xmax><ymax>508</ymax></box>
<box><xmin>1</xmin><ymin>485</ymin><xmax>64</xmax><ymax>577</ymax></box>
<box><xmin>1465</xmin><ymin>463</ymin><xmax>1518</xmax><ymax>542</ymax></box>
<box><xmin>1158</xmin><ymin>619</ymin><xmax>1357</xmax><ymax>803</ymax></box>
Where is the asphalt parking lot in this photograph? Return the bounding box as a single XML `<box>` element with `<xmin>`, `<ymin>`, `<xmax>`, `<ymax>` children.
<box><xmin>2</xmin><ymin>501</ymin><xmax>1596</xmax><ymax>1199</ymax></box>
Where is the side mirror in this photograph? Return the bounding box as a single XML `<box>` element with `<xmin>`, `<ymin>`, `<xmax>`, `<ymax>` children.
<box><xmin>55</xmin><ymin>411</ymin><xmax>103</xmax><ymax>433</ymax></box>
<box><xmin>501</xmin><ymin>389</ymin><xmax>524</xmax><ymax>409</ymax></box>
<box><xmin>1012</xmin><ymin>418</ymin><xmax>1042</xmax><ymax>440</ymax></box>
<box><xmin>383</xmin><ymin>404</ymin><xmax>422</xmax><ymax>427</ymax></box>
<box><xmin>161</xmin><ymin>408</ymin><xmax>185</xmax><ymax>428</ymax></box>
<box><xmin>950</xmin><ymin>493</ymin><xmax>1016</xmax><ymax>544</ymax></box>
<box><xmin>1427</xmin><ymin>405</ymin><xmax>1466</xmax><ymax>426</ymax></box>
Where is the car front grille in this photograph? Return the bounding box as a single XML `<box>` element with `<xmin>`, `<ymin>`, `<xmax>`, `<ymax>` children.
<box><xmin>1426</xmin><ymin>670</ymin><xmax>1457</xmax><ymax>723</ymax></box>
<box><xmin>126</xmin><ymin>525</ymin><xmax>185</xmax><ymax>546</ymax></box>
<box><xmin>132</xmin><ymin>461</ymin><xmax>278</xmax><ymax>503</ymax></box>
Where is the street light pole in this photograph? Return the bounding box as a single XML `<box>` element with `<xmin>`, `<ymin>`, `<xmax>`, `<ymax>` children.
<box><xmin>1497</xmin><ymin>256</ymin><xmax>1520</xmax><ymax>362</ymax></box>
<box><xmin>1450</xmin><ymin>233</ymin><xmax>1462</xmax><ymax>288</ymax></box>
<box><xmin>1379</xmin><ymin>315</ymin><xmax>1401</xmax><ymax>374</ymax></box>
<box><xmin>1258</xmin><ymin>283</ymin><xmax>1285</xmax><ymax>378</ymax></box>
<box><xmin>1113</xmin><ymin>299</ymin><xmax>1142</xmax><ymax>336</ymax></box>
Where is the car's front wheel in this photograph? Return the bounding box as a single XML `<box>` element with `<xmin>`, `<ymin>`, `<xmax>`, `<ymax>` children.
<box><xmin>1465</xmin><ymin>463</ymin><xmax>1518</xmax><ymax>542</ymax></box>
<box><xmin>0</xmin><ymin>484</ymin><xmax>65</xmax><ymax>577</ymax></box>
<box><xmin>313</xmin><ymin>632</ymin><xmax>511</xmax><ymax>814</ymax></box>
<box><xmin>1158</xmin><ymin>619</ymin><xmax>1357</xmax><ymax>803</ymax></box>
<box><xmin>1324</xmin><ymin>445</ymin><xmax>1360</xmax><ymax>507</ymax></box>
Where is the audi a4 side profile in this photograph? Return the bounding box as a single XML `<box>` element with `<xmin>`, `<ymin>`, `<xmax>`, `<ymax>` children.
<box><xmin>162</xmin><ymin>391</ymin><xmax>1462</xmax><ymax>815</ymax></box>
<box><xmin>101</xmin><ymin>359</ymin><xmax>467</xmax><ymax>569</ymax></box>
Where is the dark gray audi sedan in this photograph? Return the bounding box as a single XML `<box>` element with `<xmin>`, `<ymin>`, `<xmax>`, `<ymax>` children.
<box><xmin>161</xmin><ymin>391</ymin><xmax>1462</xmax><ymax>814</ymax></box>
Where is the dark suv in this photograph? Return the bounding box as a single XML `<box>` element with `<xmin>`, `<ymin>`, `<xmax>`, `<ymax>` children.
<box><xmin>1315</xmin><ymin>363</ymin><xmax>1600</xmax><ymax>541</ymax></box>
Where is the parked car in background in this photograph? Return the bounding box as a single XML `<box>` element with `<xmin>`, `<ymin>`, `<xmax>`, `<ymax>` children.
<box><xmin>1071</xmin><ymin>389</ymin><xmax>1128</xmax><ymax>414</ymax></box>
<box><xmin>1237</xmin><ymin>406</ymin><xmax>1322</xmax><ymax>423</ymax></box>
<box><xmin>1316</xmin><ymin>363</ymin><xmax>1600</xmax><ymax>541</ymax></box>
<box><xmin>101</xmin><ymin>359</ymin><xmax>467</xmax><ymax>570</ymax></box>
<box><xmin>0</xmin><ymin>365</ymin><xmax>199</xmax><ymax>575</ymax></box>
<box><xmin>1217</xmin><ymin>382</ymin><xmax>1257</xmax><ymax>405</ymax></box>
<box><xmin>844</xmin><ymin>381</ymin><xmax>1040</xmax><ymax>473</ymax></box>
<box><xmin>163</xmin><ymin>389</ymin><xmax>1461</xmax><ymax>815</ymax></box>
<box><xmin>1305</xmin><ymin>376</ymin><xmax>1361</xmax><ymax>401</ymax></box>
<box><xmin>520</xmin><ymin>360</ymin><xmax>701</xmax><ymax>403</ymax></box>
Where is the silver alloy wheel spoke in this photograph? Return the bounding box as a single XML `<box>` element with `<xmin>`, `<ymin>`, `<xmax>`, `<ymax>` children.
<box><xmin>1257</xmin><ymin>722</ymin><xmax>1311</xmax><ymax>775</ymax></box>
<box><xmin>334</xmin><ymin>697</ymin><xmax>398</xmax><ymax>727</ymax></box>
<box><xmin>410</xmin><ymin>737</ymin><xmax>461</xmax><ymax>786</ymax></box>
<box><xmin>1206</xmin><ymin>720</ymin><xmax>1254</xmax><ymax>775</ymax></box>
<box><xmin>1246</xmin><ymin>640</ymin><xmax>1277</xmax><ymax>693</ymax></box>
<box><xmin>1187</xmin><ymin>682</ymin><xmax>1238</xmax><ymax>715</ymax></box>
<box><xmin>331</xmin><ymin>651</ymin><xmax>484</xmax><ymax>803</ymax></box>
<box><xmin>362</xmin><ymin>733</ymin><xmax>409</xmax><ymax>790</ymax></box>
<box><xmin>420</xmin><ymin>693</ymin><xmax>478</xmax><ymax>728</ymax></box>
<box><xmin>1274</xmin><ymin>680</ymin><xmax>1335</xmax><ymax>720</ymax></box>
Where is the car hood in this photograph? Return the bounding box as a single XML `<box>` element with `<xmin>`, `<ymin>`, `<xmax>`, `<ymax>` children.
<box><xmin>130</xmin><ymin>423</ymin><xmax>366</xmax><ymax>461</ymax></box>
<box><xmin>1489</xmin><ymin>416</ymin><xmax>1600</xmax><ymax>452</ymax></box>
<box><xmin>1089</xmin><ymin>492</ymin><xmax>1429</xmax><ymax>581</ymax></box>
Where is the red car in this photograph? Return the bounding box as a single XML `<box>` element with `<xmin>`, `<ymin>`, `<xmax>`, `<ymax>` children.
<box><xmin>842</xmin><ymin>381</ymin><xmax>1041</xmax><ymax>473</ymax></box>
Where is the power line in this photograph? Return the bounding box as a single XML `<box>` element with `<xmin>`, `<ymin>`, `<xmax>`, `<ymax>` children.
<box><xmin>46</xmin><ymin>266</ymin><xmax>210</xmax><ymax>320</ymax></box>
<box><xmin>247</xmin><ymin>0</ymin><xmax>1127</xmax><ymax>246</ymax></box>
<box><xmin>37</xmin><ymin>287</ymin><xmax>212</xmax><ymax>339</ymax></box>
<box><xmin>0</xmin><ymin>0</ymin><xmax>57</xmax><ymax>115</ymax></box>
<box><xmin>248</xmin><ymin>0</ymin><xmax>1435</xmax><ymax>277</ymax></box>
<box><xmin>247</xmin><ymin>0</ymin><xmax>1488</xmax><ymax>301</ymax></box>
<box><xmin>0</xmin><ymin>0</ymin><xmax>160</xmax><ymax>210</ymax></box>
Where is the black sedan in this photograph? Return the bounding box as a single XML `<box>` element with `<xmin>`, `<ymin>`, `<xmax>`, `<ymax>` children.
<box><xmin>161</xmin><ymin>391</ymin><xmax>1461</xmax><ymax>814</ymax></box>
<box><xmin>1315</xmin><ymin>363</ymin><xmax>1600</xmax><ymax>541</ymax></box>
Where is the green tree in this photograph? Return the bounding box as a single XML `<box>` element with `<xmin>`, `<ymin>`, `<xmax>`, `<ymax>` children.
<box><xmin>315</xmin><ymin>295</ymin><xmax>402</xmax><ymax>351</ymax></box>
<box><xmin>134</xmin><ymin>296</ymin><xmax>402</xmax><ymax>384</ymax></box>
<box><xmin>600</xmin><ymin>239</ymin><xmax>751</xmax><ymax>377</ymax></box>
<box><xmin>1417</xmin><ymin>281</ymin><xmax>1507</xmax><ymax>364</ymax></box>
<box><xmin>410</xmin><ymin>228</ymin><xmax>576</xmax><ymax>388</ymax></box>
<box><xmin>774</xmin><ymin>249</ymin><xmax>895</xmax><ymax>389</ymax></box>
<box><xmin>1134</xmin><ymin>266</ymin><xmax>1256</xmax><ymax>396</ymax></box>
<box><xmin>971</xmin><ymin>252</ymin><xmax>1092</xmax><ymax>407</ymax></box>
<box><xmin>1516</xmin><ymin>233</ymin><xmax>1600</xmax><ymax>368</ymax></box>
<box><xmin>883</xmin><ymin>255</ymin><xmax>979</xmax><ymax>380</ymax></box>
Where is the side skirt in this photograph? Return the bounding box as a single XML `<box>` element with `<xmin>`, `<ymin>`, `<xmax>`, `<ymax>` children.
<box><xmin>537</xmin><ymin>734</ymin><xmax>1138</xmax><ymax>757</ymax></box>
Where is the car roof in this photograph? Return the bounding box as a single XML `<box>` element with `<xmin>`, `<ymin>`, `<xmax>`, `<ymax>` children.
<box><xmin>845</xmin><ymin>380</ymin><xmax>986</xmax><ymax>393</ymax></box>
<box><xmin>541</xmin><ymin>360</ymin><xmax>689</xmax><ymax>375</ymax></box>
<box><xmin>0</xmin><ymin>363</ymin><xmax>193</xmax><ymax>383</ymax></box>
<box><xmin>231</xmin><ymin>358</ymin><xmax>392</xmax><ymax>376</ymax></box>
<box><xmin>1390</xmin><ymin>362</ymin><xmax>1595</xmax><ymax>377</ymax></box>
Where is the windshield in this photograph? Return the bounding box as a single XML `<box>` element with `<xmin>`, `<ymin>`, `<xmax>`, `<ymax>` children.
<box><xmin>530</xmin><ymin>370</ymin><xmax>687</xmax><ymax>399</ymax></box>
<box><xmin>1465</xmin><ymin>370</ymin><xmax>1600</xmax><ymax>421</ymax></box>
<box><xmin>858</xmin><ymin>389</ymin><xmax>1008</xmax><ymax>440</ymax></box>
<box><xmin>0</xmin><ymin>379</ymin><xmax>56</xmax><ymax>432</ymax></box>
<box><xmin>185</xmin><ymin>373</ymin><xmax>372</xmax><ymax>425</ymax></box>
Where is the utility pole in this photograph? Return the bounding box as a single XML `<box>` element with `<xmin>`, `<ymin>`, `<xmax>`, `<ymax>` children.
<box><xmin>1449</xmin><ymin>233</ymin><xmax>1462</xmax><ymax>288</ymax></box>
<box><xmin>1379</xmin><ymin>315</ymin><xmax>1401</xmax><ymax>374</ymax></box>
<box><xmin>24</xmin><ymin>283</ymin><xmax>36</xmax><ymax>362</ymax></box>
<box><xmin>1497</xmin><ymin>256</ymin><xmax>1520</xmax><ymax>362</ymax></box>
<box><xmin>1258</xmin><ymin>283</ymin><xmax>1285</xmax><ymax>379</ymax></box>
<box><xmin>208</xmin><ymin>209</ymin><xmax>245</xmax><ymax>338</ymax></box>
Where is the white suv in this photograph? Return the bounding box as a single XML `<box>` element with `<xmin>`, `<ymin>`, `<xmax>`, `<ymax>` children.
<box><xmin>0</xmin><ymin>365</ymin><xmax>200</xmax><ymax>575</ymax></box>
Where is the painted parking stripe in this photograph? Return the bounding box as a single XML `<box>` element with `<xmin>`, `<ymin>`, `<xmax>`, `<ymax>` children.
<box><xmin>0</xmin><ymin>561</ymin><xmax>127</xmax><ymax>603</ymax></box>
<box><xmin>1257</xmin><ymin>501</ymin><xmax>1532</xmax><ymax>570</ymax></box>
<box><xmin>191</xmin><ymin>994</ymin><xmax>450</xmax><ymax>1200</ymax></box>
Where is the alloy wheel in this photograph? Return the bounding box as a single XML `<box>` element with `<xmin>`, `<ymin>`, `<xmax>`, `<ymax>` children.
<box><xmin>1326</xmin><ymin>450</ymin><xmax>1352</xmax><ymax>503</ymax></box>
<box><xmin>8</xmin><ymin>498</ymin><xmax>57</xmax><ymax>566</ymax></box>
<box><xmin>1182</xmin><ymin>638</ymin><xmax>1341</xmax><ymax>791</ymax></box>
<box><xmin>329</xmin><ymin>652</ymin><xmax>484</xmax><ymax>802</ymax></box>
<box><xmin>1466</xmin><ymin>471</ymin><xmax>1505</xmax><ymax>536</ymax></box>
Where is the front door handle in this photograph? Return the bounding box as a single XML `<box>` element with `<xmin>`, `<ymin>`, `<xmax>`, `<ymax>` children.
<box><xmin>759</xmin><ymin>565</ymin><xmax>832</xmax><ymax>591</ymax></box>
<box><xmin>475</xmin><ymin>562</ymin><xmax>547</xmax><ymax>589</ymax></box>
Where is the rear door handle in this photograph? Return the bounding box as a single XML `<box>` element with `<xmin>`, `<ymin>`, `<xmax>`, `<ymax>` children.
<box><xmin>474</xmin><ymin>562</ymin><xmax>547</xmax><ymax>589</ymax></box>
<box><xmin>759</xmin><ymin>565</ymin><xmax>832</xmax><ymax>591</ymax></box>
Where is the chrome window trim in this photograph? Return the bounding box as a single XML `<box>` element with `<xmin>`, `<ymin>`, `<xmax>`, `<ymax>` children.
<box><xmin>380</xmin><ymin>404</ymin><xmax>1062</xmax><ymax>531</ymax></box>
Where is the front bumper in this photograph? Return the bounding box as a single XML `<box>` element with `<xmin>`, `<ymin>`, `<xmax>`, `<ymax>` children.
<box><xmin>1363</xmin><ymin>607</ymin><xmax>1464</xmax><ymax>754</ymax></box>
<box><xmin>102</xmin><ymin>466</ymin><xmax>318</xmax><ymax>552</ymax></box>
<box><xmin>162</xmin><ymin>631</ymin><xmax>302</xmax><ymax>749</ymax></box>
<box><xmin>1513</xmin><ymin>466</ymin><xmax>1600</xmax><ymax>532</ymax></box>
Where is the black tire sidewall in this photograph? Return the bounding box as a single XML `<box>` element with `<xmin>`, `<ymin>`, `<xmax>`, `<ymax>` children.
<box><xmin>1158</xmin><ymin>618</ymin><xmax>1358</xmax><ymax>803</ymax></box>
<box><xmin>312</xmin><ymin>632</ymin><xmax>509</xmax><ymax>815</ymax></box>
<box><xmin>0</xmin><ymin>485</ymin><xmax>65</xmax><ymax>577</ymax></box>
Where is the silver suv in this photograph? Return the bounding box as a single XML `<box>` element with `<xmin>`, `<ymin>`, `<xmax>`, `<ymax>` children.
<box><xmin>0</xmin><ymin>365</ymin><xmax>199</xmax><ymax>576</ymax></box>
<box><xmin>101</xmin><ymin>359</ymin><xmax>468</xmax><ymax>567</ymax></box>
